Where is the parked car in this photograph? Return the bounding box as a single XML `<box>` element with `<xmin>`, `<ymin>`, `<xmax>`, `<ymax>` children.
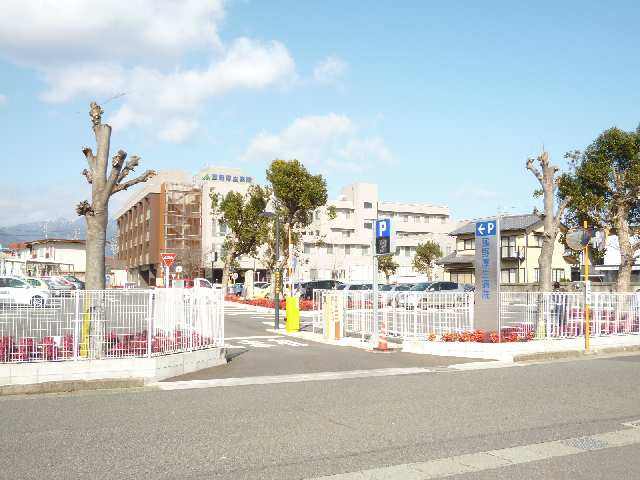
<box><xmin>301</xmin><ymin>280</ymin><xmax>344</xmax><ymax>299</ymax></box>
<box><xmin>425</xmin><ymin>281</ymin><xmax>464</xmax><ymax>292</ymax></box>
<box><xmin>252</xmin><ymin>282</ymin><xmax>271</xmax><ymax>299</ymax></box>
<box><xmin>62</xmin><ymin>275</ymin><xmax>85</xmax><ymax>290</ymax></box>
<box><xmin>25</xmin><ymin>277</ymin><xmax>49</xmax><ymax>290</ymax></box>
<box><xmin>228</xmin><ymin>282</ymin><xmax>244</xmax><ymax>296</ymax></box>
<box><xmin>396</xmin><ymin>282</ymin><xmax>433</xmax><ymax>309</ymax></box>
<box><xmin>379</xmin><ymin>283</ymin><xmax>414</xmax><ymax>306</ymax></box>
<box><xmin>42</xmin><ymin>276</ymin><xmax>76</xmax><ymax>297</ymax></box>
<box><xmin>0</xmin><ymin>276</ymin><xmax>49</xmax><ymax>307</ymax></box>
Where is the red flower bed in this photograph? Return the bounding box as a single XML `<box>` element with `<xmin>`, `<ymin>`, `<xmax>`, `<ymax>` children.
<box><xmin>430</xmin><ymin>329</ymin><xmax>534</xmax><ymax>343</ymax></box>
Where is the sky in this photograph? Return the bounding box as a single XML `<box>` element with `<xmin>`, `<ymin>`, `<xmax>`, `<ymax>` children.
<box><xmin>1</xmin><ymin>0</ymin><xmax>639</xmax><ymax>226</ymax></box>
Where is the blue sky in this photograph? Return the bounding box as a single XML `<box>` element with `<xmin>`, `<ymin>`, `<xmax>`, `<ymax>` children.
<box><xmin>1</xmin><ymin>0</ymin><xmax>639</xmax><ymax>226</ymax></box>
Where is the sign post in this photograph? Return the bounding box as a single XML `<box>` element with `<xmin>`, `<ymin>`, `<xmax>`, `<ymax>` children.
<box><xmin>373</xmin><ymin>218</ymin><xmax>392</xmax><ymax>351</ymax></box>
<box><xmin>474</xmin><ymin>219</ymin><xmax>500</xmax><ymax>336</ymax></box>
<box><xmin>160</xmin><ymin>252</ymin><xmax>177</xmax><ymax>288</ymax></box>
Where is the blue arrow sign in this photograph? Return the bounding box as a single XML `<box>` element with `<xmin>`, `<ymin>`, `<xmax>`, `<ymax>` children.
<box><xmin>475</xmin><ymin>220</ymin><xmax>497</xmax><ymax>237</ymax></box>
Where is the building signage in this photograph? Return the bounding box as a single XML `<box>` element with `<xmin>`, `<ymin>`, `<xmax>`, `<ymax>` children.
<box><xmin>200</xmin><ymin>174</ymin><xmax>253</xmax><ymax>183</ymax></box>
<box><xmin>375</xmin><ymin>218</ymin><xmax>392</xmax><ymax>255</ymax></box>
<box><xmin>474</xmin><ymin>219</ymin><xmax>500</xmax><ymax>333</ymax></box>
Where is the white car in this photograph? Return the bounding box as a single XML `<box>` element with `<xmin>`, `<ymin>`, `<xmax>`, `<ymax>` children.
<box><xmin>0</xmin><ymin>276</ymin><xmax>50</xmax><ymax>307</ymax></box>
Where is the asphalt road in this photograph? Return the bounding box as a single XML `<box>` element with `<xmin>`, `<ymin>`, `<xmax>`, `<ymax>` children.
<box><xmin>1</xmin><ymin>305</ymin><xmax>639</xmax><ymax>479</ymax></box>
<box><xmin>168</xmin><ymin>304</ymin><xmax>478</xmax><ymax>380</ymax></box>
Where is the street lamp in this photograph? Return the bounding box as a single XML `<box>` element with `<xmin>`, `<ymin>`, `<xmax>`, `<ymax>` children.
<box><xmin>261</xmin><ymin>211</ymin><xmax>281</xmax><ymax>330</ymax></box>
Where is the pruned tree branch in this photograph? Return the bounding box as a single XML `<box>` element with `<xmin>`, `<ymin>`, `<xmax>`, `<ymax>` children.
<box><xmin>89</xmin><ymin>101</ymin><xmax>103</xmax><ymax>129</ymax></box>
<box><xmin>116</xmin><ymin>155</ymin><xmax>140</xmax><ymax>183</ymax></box>
<box><xmin>526</xmin><ymin>157</ymin><xmax>543</xmax><ymax>184</ymax></box>
<box><xmin>105</xmin><ymin>149</ymin><xmax>127</xmax><ymax>193</ymax></box>
<box><xmin>81</xmin><ymin>168</ymin><xmax>93</xmax><ymax>184</ymax></box>
<box><xmin>554</xmin><ymin>196</ymin><xmax>570</xmax><ymax>225</ymax></box>
<box><xmin>82</xmin><ymin>146</ymin><xmax>96</xmax><ymax>169</ymax></box>
<box><xmin>112</xmin><ymin>170</ymin><xmax>156</xmax><ymax>194</ymax></box>
<box><xmin>76</xmin><ymin>200</ymin><xmax>94</xmax><ymax>216</ymax></box>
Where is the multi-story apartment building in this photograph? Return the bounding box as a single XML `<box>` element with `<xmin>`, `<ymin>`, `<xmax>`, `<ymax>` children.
<box><xmin>299</xmin><ymin>183</ymin><xmax>456</xmax><ymax>283</ymax></box>
<box><xmin>116</xmin><ymin>171</ymin><xmax>201</xmax><ymax>287</ymax></box>
<box><xmin>440</xmin><ymin>214</ymin><xmax>575</xmax><ymax>285</ymax></box>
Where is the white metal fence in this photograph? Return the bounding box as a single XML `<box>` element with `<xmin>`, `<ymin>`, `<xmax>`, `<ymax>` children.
<box><xmin>312</xmin><ymin>290</ymin><xmax>474</xmax><ymax>340</ymax></box>
<box><xmin>499</xmin><ymin>292</ymin><xmax>640</xmax><ymax>339</ymax></box>
<box><xmin>0</xmin><ymin>289</ymin><xmax>224</xmax><ymax>363</ymax></box>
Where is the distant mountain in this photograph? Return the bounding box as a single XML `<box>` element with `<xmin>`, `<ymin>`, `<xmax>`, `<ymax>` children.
<box><xmin>0</xmin><ymin>218</ymin><xmax>117</xmax><ymax>254</ymax></box>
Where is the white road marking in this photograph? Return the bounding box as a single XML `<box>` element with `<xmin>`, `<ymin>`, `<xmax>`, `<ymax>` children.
<box><xmin>153</xmin><ymin>367</ymin><xmax>431</xmax><ymax>390</ymax></box>
<box><xmin>268</xmin><ymin>339</ymin><xmax>308</xmax><ymax>347</ymax></box>
<box><xmin>306</xmin><ymin>424</ymin><xmax>640</xmax><ymax>479</ymax></box>
<box><xmin>225</xmin><ymin>336</ymin><xmax>283</xmax><ymax>340</ymax></box>
<box><xmin>448</xmin><ymin>360</ymin><xmax>519</xmax><ymax>371</ymax></box>
<box><xmin>237</xmin><ymin>339</ymin><xmax>276</xmax><ymax>348</ymax></box>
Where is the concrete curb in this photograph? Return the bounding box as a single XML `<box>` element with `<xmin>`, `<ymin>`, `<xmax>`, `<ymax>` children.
<box><xmin>513</xmin><ymin>344</ymin><xmax>640</xmax><ymax>363</ymax></box>
<box><xmin>0</xmin><ymin>378</ymin><xmax>145</xmax><ymax>396</ymax></box>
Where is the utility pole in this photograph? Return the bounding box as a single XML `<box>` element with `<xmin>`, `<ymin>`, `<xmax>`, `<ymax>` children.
<box><xmin>274</xmin><ymin>216</ymin><xmax>281</xmax><ymax>330</ymax></box>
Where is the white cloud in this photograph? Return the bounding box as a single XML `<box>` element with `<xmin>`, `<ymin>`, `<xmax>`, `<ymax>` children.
<box><xmin>0</xmin><ymin>94</ymin><xmax>6</xmax><ymax>105</ymax></box>
<box><xmin>313</xmin><ymin>56</ymin><xmax>347</xmax><ymax>84</ymax></box>
<box><xmin>241</xmin><ymin>113</ymin><xmax>394</xmax><ymax>172</ymax></box>
<box><xmin>0</xmin><ymin>1</ymin><xmax>296</xmax><ymax>143</ymax></box>
<box><xmin>0</xmin><ymin>0</ymin><xmax>225</xmax><ymax>66</ymax></box>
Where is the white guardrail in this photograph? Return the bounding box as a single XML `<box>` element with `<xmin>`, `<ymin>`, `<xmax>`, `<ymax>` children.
<box><xmin>312</xmin><ymin>290</ymin><xmax>474</xmax><ymax>340</ymax></box>
<box><xmin>0</xmin><ymin>289</ymin><xmax>224</xmax><ymax>363</ymax></box>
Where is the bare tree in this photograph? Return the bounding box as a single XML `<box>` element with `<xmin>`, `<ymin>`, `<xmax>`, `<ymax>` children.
<box><xmin>526</xmin><ymin>151</ymin><xmax>569</xmax><ymax>292</ymax></box>
<box><xmin>77</xmin><ymin>102</ymin><xmax>155</xmax><ymax>290</ymax></box>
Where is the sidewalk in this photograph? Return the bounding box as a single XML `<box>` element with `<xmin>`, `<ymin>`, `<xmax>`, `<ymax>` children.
<box><xmin>403</xmin><ymin>335</ymin><xmax>640</xmax><ymax>362</ymax></box>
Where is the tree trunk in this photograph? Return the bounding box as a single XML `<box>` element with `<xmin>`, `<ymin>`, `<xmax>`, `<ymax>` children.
<box><xmin>221</xmin><ymin>246</ymin><xmax>236</xmax><ymax>291</ymax></box>
<box><xmin>615</xmin><ymin>209</ymin><xmax>633</xmax><ymax>292</ymax></box>
<box><xmin>85</xmin><ymin>209</ymin><xmax>108</xmax><ymax>290</ymax></box>
<box><xmin>538</xmin><ymin>234</ymin><xmax>554</xmax><ymax>292</ymax></box>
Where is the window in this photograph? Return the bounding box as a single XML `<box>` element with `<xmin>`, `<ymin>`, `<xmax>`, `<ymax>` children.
<box><xmin>463</xmin><ymin>238</ymin><xmax>475</xmax><ymax>250</ymax></box>
<box><xmin>364</xmin><ymin>222</ymin><xmax>372</xmax><ymax>229</ymax></box>
<box><xmin>501</xmin><ymin>268</ymin><xmax>517</xmax><ymax>283</ymax></box>
<box><xmin>501</xmin><ymin>236</ymin><xmax>517</xmax><ymax>258</ymax></box>
<box><xmin>345</xmin><ymin>245</ymin><xmax>351</xmax><ymax>255</ymax></box>
<box><xmin>219</xmin><ymin>221</ymin><xmax>227</xmax><ymax>235</ymax></box>
<box><xmin>315</xmin><ymin>211</ymin><xmax>321</xmax><ymax>220</ymax></box>
<box><xmin>440</xmin><ymin>216</ymin><xmax>447</xmax><ymax>224</ymax></box>
<box><xmin>327</xmin><ymin>244</ymin><xmax>334</xmax><ymax>254</ymax></box>
<box><xmin>362</xmin><ymin>245</ymin><xmax>370</xmax><ymax>255</ymax></box>
<box><xmin>533</xmin><ymin>234</ymin><xmax>544</xmax><ymax>247</ymax></box>
<box><xmin>533</xmin><ymin>268</ymin><xmax>540</xmax><ymax>283</ymax></box>
<box><xmin>405</xmin><ymin>247</ymin><xmax>411</xmax><ymax>257</ymax></box>
<box><xmin>364</xmin><ymin>202</ymin><xmax>373</xmax><ymax>209</ymax></box>
<box><xmin>552</xmin><ymin>269</ymin><xmax>565</xmax><ymax>282</ymax></box>
<box><xmin>414</xmin><ymin>215</ymin><xmax>422</xmax><ymax>223</ymax></box>
<box><xmin>402</xmin><ymin>214</ymin><xmax>409</xmax><ymax>222</ymax></box>
<box><xmin>341</xmin><ymin>230</ymin><xmax>352</xmax><ymax>239</ymax></box>
<box><xmin>395</xmin><ymin>246</ymin><xmax>401</xmax><ymax>255</ymax></box>
<box><xmin>304</xmin><ymin>243</ymin><xmax>311</xmax><ymax>254</ymax></box>
<box><xmin>450</xmin><ymin>271</ymin><xmax>474</xmax><ymax>284</ymax></box>
<box><xmin>344</xmin><ymin>211</ymin><xmax>351</xmax><ymax>220</ymax></box>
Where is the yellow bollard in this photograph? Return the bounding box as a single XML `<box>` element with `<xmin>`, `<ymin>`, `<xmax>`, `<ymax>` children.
<box><xmin>286</xmin><ymin>296</ymin><xmax>300</xmax><ymax>332</ymax></box>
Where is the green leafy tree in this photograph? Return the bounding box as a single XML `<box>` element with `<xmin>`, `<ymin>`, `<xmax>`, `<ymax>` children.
<box><xmin>412</xmin><ymin>241</ymin><xmax>443</xmax><ymax>280</ymax></box>
<box><xmin>559</xmin><ymin>126</ymin><xmax>640</xmax><ymax>291</ymax></box>
<box><xmin>210</xmin><ymin>185</ymin><xmax>270</xmax><ymax>289</ymax></box>
<box><xmin>378</xmin><ymin>255</ymin><xmax>398</xmax><ymax>283</ymax></box>
<box><xmin>265</xmin><ymin>159</ymin><xmax>328</xmax><ymax>267</ymax></box>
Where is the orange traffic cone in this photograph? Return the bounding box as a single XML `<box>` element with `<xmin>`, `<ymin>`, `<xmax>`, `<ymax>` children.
<box><xmin>374</xmin><ymin>318</ymin><xmax>390</xmax><ymax>352</ymax></box>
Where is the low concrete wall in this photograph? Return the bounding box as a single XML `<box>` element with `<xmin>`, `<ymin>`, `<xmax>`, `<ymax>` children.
<box><xmin>0</xmin><ymin>347</ymin><xmax>227</xmax><ymax>389</ymax></box>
